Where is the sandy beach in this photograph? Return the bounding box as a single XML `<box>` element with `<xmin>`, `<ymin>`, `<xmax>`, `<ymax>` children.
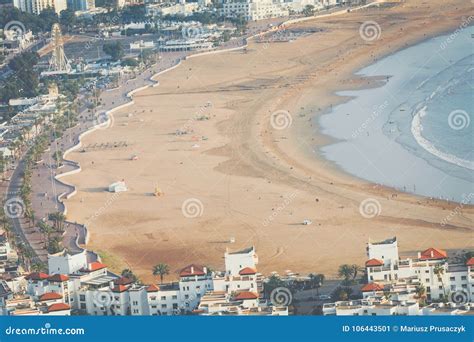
<box><xmin>61</xmin><ymin>0</ymin><xmax>473</xmax><ymax>283</ymax></box>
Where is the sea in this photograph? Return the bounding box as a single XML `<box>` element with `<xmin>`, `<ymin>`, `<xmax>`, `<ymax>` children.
<box><xmin>318</xmin><ymin>26</ymin><xmax>473</xmax><ymax>203</ymax></box>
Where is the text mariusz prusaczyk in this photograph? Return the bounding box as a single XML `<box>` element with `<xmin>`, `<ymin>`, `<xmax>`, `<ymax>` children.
<box><xmin>342</xmin><ymin>325</ymin><xmax>467</xmax><ymax>334</ymax></box>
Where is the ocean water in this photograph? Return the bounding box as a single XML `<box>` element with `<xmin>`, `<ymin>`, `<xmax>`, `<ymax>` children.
<box><xmin>318</xmin><ymin>27</ymin><xmax>473</xmax><ymax>203</ymax></box>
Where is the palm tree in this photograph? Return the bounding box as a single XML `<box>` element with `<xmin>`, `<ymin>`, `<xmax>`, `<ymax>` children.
<box><xmin>309</xmin><ymin>273</ymin><xmax>325</xmax><ymax>295</ymax></box>
<box><xmin>38</xmin><ymin>221</ymin><xmax>54</xmax><ymax>248</ymax></box>
<box><xmin>338</xmin><ymin>264</ymin><xmax>354</xmax><ymax>284</ymax></box>
<box><xmin>153</xmin><ymin>263</ymin><xmax>170</xmax><ymax>283</ymax></box>
<box><xmin>49</xmin><ymin>212</ymin><xmax>66</xmax><ymax>232</ymax></box>
<box><xmin>415</xmin><ymin>284</ymin><xmax>427</xmax><ymax>306</ymax></box>
<box><xmin>433</xmin><ymin>264</ymin><xmax>447</xmax><ymax>301</ymax></box>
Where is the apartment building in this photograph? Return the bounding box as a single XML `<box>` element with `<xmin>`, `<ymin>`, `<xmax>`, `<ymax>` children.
<box><xmin>220</xmin><ymin>0</ymin><xmax>289</xmax><ymax>21</ymax></box>
<box><xmin>13</xmin><ymin>0</ymin><xmax>67</xmax><ymax>15</ymax></box>
<box><xmin>1</xmin><ymin>245</ymin><xmax>278</xmax><ymax>316</ymax></box>
<box><xmin>365</xmin><ymin>237</ymin><xmax>473</xmax><ymax>302</ymax></box>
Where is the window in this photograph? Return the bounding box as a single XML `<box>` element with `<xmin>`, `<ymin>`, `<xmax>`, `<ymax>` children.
<box><xmin>161</xmin><ymin>304</ymin><xmax>167</xmax><ymax>308</ymax></box>
<box><xmin>425</xmin><ymin>278</ymin><xmax>430</xmax><ymax>282</ymax></box>
<box><xmin>438</xmin><ymin>286</ymin><xmax>442</xmax><ymax>290</ymax></box>
<box><xmin>173</xmin><ymin>303</ymin><xmax>178</xmax><ymax>309</ymax></box>
<box><xmin>450</xmin><ymin>277</ymin><xmax>455</xmax><ymax>281</ymax></box>
<box><xmin>172</xmin><ymin>295</ymin><xmax>177</xmax><ymax>300</ymax></box>
<box><xmin>462</xmin><ymin>284</ymin><xmax>467</xmax><ymax>288</ymax></box>
<box><xmin>161</xmin><ymin>296</ymin><xmax>166</xmax><ymax>300</ymax></box>
<box><xmin>133</xmin><ymin>309</ymin><xmax>138</xmax><ymax>314</ymax></box>
<box><xmin>151</xmin><ymin>305</ymin><xmax>157</xmax><ymax>309</ymax></box>
<box><xmin>133</xmin><ymin>301</ymin><xmax>138</xmax><ymax>305</ymax></box>
<box><xmin>150</xmin><ymin>296</ymin><xmax>156</xmax><ymax>300</ymax></box>
<box><xmin>79</xmin><ymin>295</ymin><xmax>85</xmax><ymax>301</ymax></box>
<box><xmin>461</xmin><ymin>276</ymin><xmax>467</xmax><ymax>280</ymax></box>
<box><xmin>185</xmin><ymin>295</ymin><xmax>189</xmax><ymax>299</ymax></box>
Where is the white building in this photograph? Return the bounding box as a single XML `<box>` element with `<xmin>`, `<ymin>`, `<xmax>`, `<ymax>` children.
<box><xmin>8</xmin><ymin>245</ymin><xmax>288</xmax><ymax>316</ymax></box>
<box><xmin>220</xmin><ymin>0</ymin><xmax>289</xmax><ymax>21</ymax></box>
<box><xmin>365</xmin><ymin>237</ymin><xmax>473</xmax><ymax>303</ymax></box>
<box><xmin>13</xmin><ymin>0</ymin><xmax>67</xmax><ymax>15</ymax></box>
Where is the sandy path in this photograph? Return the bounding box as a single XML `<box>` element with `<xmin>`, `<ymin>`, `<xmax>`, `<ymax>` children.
<box><xmin>62</xmin><ymin>0</ymin><xmax>473</xmax><ymax>282</ymax></box>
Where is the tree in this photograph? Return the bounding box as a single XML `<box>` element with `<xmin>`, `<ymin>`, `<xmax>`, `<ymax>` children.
<box><xmin>264</xmin><ymin>274</ymin><xmax>285</xmax><ymax>298</ymax></box>
<box><xmin>38</xmin><ymin>221</ymin><xmax>54</xmax><ymax>248</ymax></box>
<box><xmin>415</xmin><ymin>284</ymin><xmax>427</xmax><ymax>306</ymax></box>
<box><xmin>103</xmin><ymin>41</ymin><xmax>124</xmax><ymax>61</ymax></box>
<box><xmin>47</xmin><ymin>236</ymin><xmax>62</xmax><ymax>254</ymax></box>
<box><xmin>48</xmin><ymin>212</ymin><xmax>66</xmax><ymax>232</ymax></box>
<box><xmin>152</xmin><ymin>263</ymin><xmax>170</xmax><ymax>283</ymax></box>
<box><xmin>302</xmin><ymin>5</ymin><xmax>315</xmax><ymax>17</ymax></box>
<box><xmin>309</xmin><ymin>273</ymin><xmax>325</xmax><ymax>295</ymax></box>
<box><xmin>338</xmin><ymin>264</ymin><xmax>355</xmax><ymax>284</ymax></box>
<box><xmin>331</xmin><ymin>287</ymin><xmax>353</xmax><ymax>301</ymax></box>
<box><xmin>433</xmin><ymin>264</ymin><xmax>447</xmax><ymax>301</ymax></box>
<box><xmin>121</xmin><ymin>269</ymin><xmax>139</xmax><ymax>283</ymax></box>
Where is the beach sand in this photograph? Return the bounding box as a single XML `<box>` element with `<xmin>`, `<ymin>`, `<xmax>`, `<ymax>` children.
<box><xmin>61</xmin><ymin>0</ymin><xmax>473</xmax><ymax>282</ymax></box>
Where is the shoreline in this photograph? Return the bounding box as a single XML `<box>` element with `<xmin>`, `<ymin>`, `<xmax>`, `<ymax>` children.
<box><xmin>60</xmin><ymin>0</ymin><xmax>473</xmax><ymax>282</ymax></box>
<box><xmin>314</xmin><ymin>26</ymin><xmax>473</xmax><ymax>203</ymax></box>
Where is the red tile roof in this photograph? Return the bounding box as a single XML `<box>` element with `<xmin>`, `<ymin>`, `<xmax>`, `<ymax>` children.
<box><xmin>47</xmin><ymin>303</ymin><xmax>70</xmax><ymax>312</ymax></box>
<box><xmin>365</xmin><ymin>259</ymin><xmax>384</xmax><ymax>267</ymax></box>
<box><xmin>361</xmin><ymin>283</ymin><xmax>384</xmax><ymax>292</ymax></box>
<box><xmin>82</xmin><ymin>262</ymin><xmax>106</xmax><ymax>272</ymax></box>
<box><xmin>48</xmin><ymin>274</ymin><xmax>69</xmax><ymax>282</ymax></box>
<box><xmin>111</xmin><ymin>285</ymin><xmax>128</xmax><ymax>293</ymax></box>
<box><xmin>39</xmin><ymin>292</ymin><xmax>63</xmax><ymax>301</ymax></box>
<box><xmin>25</xmin><ymin>272</ymin><xmax>49</xmax><ymax>281</ymax></box>
<box><xmin>113</xmin><ymin>277</ymin><xmax>133</xmax><ymax>285</ymax></box>
<box><xmin>466</xmin><ymin>257</ymin><xmax>474</xmax><ymax>266</ymax></box>
<box><xmin>234</xmin><ymin>291</ymin><xmax>258</xmax><ymax>300</ymax></box>
<box><xmin>239</xmin><ymin>267</ymin><xmax>257</xmax><ymax>275</ymax></box>
<box><xmin>179</xmin><ymin>264</ymin><xmax>206</xmax><ymax>277</ymax></box>
<box><xmin>146</xmin><ymin>284</ymin><xmax>160</xmax><ymax>292</ymax></box>
<box><xmin>419</xmin><ymin>248</ymin><xmax>447</xmax><ymax>260</ymax></box>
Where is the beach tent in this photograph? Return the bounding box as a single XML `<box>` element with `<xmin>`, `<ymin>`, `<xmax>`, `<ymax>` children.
<box><xmin>108</xmin><ymin>181</ymin><xmax>127</xmax><ymax>193</ymax></box>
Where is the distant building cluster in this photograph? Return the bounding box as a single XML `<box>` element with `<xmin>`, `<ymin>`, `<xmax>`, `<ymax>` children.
<box><xmin>323</xmin><ymin>237</ymin><xmax>474</xmax><ymax>316</ymax></box>
<box><xmin>0</xmin><ymin>84</ymin><xmax>64</xmax><ymax>160</ymax></box>
<box><xmin>0</xmin><ymin>246</ymin><xmax>288</xmax><ymax>316</ymax></box>
<box><xmin>11</xmin><ymin>0</ymin><xmax>343</xmax><ymax>20</ymax></box>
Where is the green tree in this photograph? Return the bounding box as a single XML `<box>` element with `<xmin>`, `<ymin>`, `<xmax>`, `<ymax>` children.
<box><xmin>152</xmin><ymin>263</ymin><xmax>170</xmax><ymax>283</ymax></box>
<box><xmin>103</xmin><ymin>41</ymin><xmax>124</xmax><ymax>61</ymax></box>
